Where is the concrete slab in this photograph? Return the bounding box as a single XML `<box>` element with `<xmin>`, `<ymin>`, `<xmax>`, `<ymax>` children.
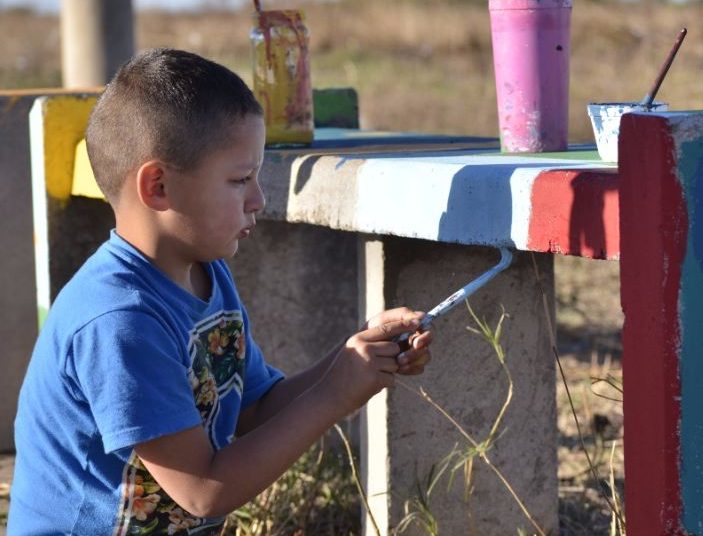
<box><xmin>228</xmin><ymin>219</ymin><xmax>359</xmax><ymax>376</ymax></box>
<box><xmin>0</xmin><ymin>90</ymin><xmax>96</xmax><ymax>451</ymax></box>
<box><xmin>29</xmin><ymin>94</ymin><xmax>104</xmax><ymax>320</ymax></box>
<box><xmin>0</xmin><ymin>94</ymin><xmax>39</xmax><ymax>452</ymax></box>
<box><xmin>261</xmin><ymin>142</ymin><xmax>618</xmax><ymax>259</ymax></box>
<box><xmin>360</xmin><ymin>238</ymin><xmax>557</xmax><ymax>535</ymax></box>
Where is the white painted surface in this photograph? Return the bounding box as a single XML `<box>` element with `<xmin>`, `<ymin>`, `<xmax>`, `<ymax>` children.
<box><xmin>359</xmin><ymin>239</ymin><xmax>390</xmax><ymax>536</ymax></box>
<box><xmin>350</xmin><ymin>152</ymin><xmax>605</xmax><ymax>248</ymax></box>
<box><xmin>29</xmin><ymin>97</ymin><xmax>50</xmax><ymax>318</ymax></box>
<box><xmin>510</xmin><ymin>167</ymin><xmax>542</xmax><ymax>250</ymax></box>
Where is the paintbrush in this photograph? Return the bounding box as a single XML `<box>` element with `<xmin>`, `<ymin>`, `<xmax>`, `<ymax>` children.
<box><xmin>641</xmin><ymin>28</ymin><xmax>687</xmax><ymax>110</ymax></box>
<box><xmin>395</xmin><ymin>247</ymin><xmax>513</xmax><ymax>349</ymax></box>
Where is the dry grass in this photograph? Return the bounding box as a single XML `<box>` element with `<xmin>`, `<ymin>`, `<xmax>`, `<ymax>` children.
<box><xmin>556</xmin><ymin>353</ymin><xmax>624</xmax><ymax>535</ymax></box>
<box><xmin>0</xmin><ymin>11</ymin><xmax>61</xmax><ymax>88</ymax></box>
<box><xmin>555</xmin><ymin>255</ymin><xmax>624</xmax><ymax>535</ymax></box>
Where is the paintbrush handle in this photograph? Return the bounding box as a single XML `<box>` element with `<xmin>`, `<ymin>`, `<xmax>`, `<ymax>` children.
<box><xmin>642</xmin><ymin>28</ymin><xmax>687</xmax><ymax>109</ymax></box>
<box><xmin>394</xmin><ymin>247</ymin><xmax>513</xmax><ymax>349</ymax></box>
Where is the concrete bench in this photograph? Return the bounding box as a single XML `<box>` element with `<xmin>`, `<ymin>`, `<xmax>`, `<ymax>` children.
<box><xmin>7</xmin><ymin>88</ymin><xmax>703</xmax><ymax>533</ymax></box>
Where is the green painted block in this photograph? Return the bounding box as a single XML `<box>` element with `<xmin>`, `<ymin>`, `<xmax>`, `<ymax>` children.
<box><xmin>313</xmin><ymin>88</ymin><xmax>359</xmax><ymax>129</ymax></box>
<box><xmin>38</xmin><ymin>305</ymin><xmax>49</xmax><ymax>329</ymax></box>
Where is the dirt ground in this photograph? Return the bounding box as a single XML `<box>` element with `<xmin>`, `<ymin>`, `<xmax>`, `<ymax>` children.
<box><xmin>555</xmin><ymin>255</ymin><xmax>624</xmax><ymax>535</ymax></box>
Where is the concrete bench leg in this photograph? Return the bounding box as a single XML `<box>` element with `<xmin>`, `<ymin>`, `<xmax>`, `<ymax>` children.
<box><xmin>359</xmin><ymin>236</ymin><xmax>558</xmax><ymax>535</ymax></box>
<box><xmin>229</xmin><ymin>220</ymin><xmax>360</xmax><ymax>377</ymax></box>
<box><xmin>0</xmin><ymin>91</ymin><xmax>97</xmax><ymax>451</ymax></box>
<box><xmin>229</xmin><ymin>219</ymin><xmax>362</xmax><ymax>446</ymax></box>
<box><xmin>0</xmin><ymin>94</ymin><xmax>40</xmax><ymax>452</ymax></box>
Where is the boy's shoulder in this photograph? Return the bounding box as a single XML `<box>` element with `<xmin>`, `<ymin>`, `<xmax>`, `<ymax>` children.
<box><xmin>48</xmin><ymin>235</ymin><xmax>157</xmax><ymax>331</ymax></box>
<box><xmin>47</xmin><ymin>232</ymin><xmax>238</xmax><ymax>338</ymax></box>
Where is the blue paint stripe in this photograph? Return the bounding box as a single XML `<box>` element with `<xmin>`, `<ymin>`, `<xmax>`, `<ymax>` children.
<box><xmin>269</xmin><ymin>129</ymin><xmax>603</xmax><ymax>161</ymax></box>
<box><xmin>678</xmin><ymin>135</ymin><xmax>703</xmax><ymax>533</ymax></box>
<box><xmin>308</xmin><ymin>128</ymin><xmax>499</xmax><ymax>149</ymax></box>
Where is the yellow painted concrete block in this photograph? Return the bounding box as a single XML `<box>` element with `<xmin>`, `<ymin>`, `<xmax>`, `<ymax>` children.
<box><xmin>71</xmin><ymin>138</ymin><xmax>103</xmax><ymax>199</ymax></box>
<box><xmin>40</xmin><ymin>95</ymin><xmax>98</xmax><ymax>201</ymax></box>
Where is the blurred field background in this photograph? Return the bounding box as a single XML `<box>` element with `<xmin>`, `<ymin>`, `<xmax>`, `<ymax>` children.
<box><xmin>2</xmin><ymin>0</ymin><xmax>699</xmax><ymax>532</ymax></box>
<box><xmin>2</xmin><ymin>0</ymin><xmax>701</xmax><ymax>135</ymax></box>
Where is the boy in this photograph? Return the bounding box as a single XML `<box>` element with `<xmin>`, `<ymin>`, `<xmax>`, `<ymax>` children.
<box><xmin>8</xmin><ymin>48</ymin><xmax>432</xmax><ymax>534</ymax></box>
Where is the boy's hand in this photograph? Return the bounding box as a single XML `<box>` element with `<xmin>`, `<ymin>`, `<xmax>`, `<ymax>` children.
<box><xmin>365</xmin><ymin>308</ymin><xmax>433</xmax><ymax>376</ymax></box>
<box><xmin>321</xmin><ymin>317</ymin><xmax>418</xmax><ymax>414</ymax></box>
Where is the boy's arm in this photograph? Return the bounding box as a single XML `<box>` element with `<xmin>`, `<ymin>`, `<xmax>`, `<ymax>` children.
<box><xmin>234</xmin><ymin>341</ymin><xmax>340</xmax><ymax>435</ymax></box>
<box><xmin>135</xmin><ymin>317</ymin><xmax>419</xmax><ymax>518</ymax></box>
<box><xmin>236</xmin><ymin>308</ymin><xmax>432</xmax><ymax>435</ymax></box>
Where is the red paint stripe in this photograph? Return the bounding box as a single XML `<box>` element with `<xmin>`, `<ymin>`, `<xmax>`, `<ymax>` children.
<box><xmin>527</xmin><ymin>169</ymin><xmax>620</xmax><ymax>259</ymax></box>
<box><xmin>619</xmin><ymin>114</ymin><xmax>687</xmax><ymax>535</ymax></box>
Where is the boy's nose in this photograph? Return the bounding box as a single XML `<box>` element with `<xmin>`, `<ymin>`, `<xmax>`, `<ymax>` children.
<box><xmin>247</xmin><ymin>180</ymin><xmax>266</xmax><ymax>213</ymax></box>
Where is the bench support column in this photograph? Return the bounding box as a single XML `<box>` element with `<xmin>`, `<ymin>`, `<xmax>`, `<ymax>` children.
<box><xmin>360</xmin><ymin>237</ymin><xmax>558</xmax><ymax>535</ymax></box>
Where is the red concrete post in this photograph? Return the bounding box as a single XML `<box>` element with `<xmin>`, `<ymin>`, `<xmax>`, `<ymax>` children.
<box><xmin>619</xmin><ymin>112</ymin><xmax>703</xmax><ymax>535</ymax></box>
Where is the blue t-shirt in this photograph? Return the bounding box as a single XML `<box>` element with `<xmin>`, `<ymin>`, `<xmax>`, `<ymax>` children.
<box><xmin>9</xmin><ymin>231</ymin><xmax>284</xmax><ymax>535</ymax></box>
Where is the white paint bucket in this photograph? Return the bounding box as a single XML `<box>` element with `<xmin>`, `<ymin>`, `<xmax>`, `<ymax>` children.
<box><xmin>587</xmin><ymin>101</ymin><xmax>668</xmax><ymax>163</ymax></box>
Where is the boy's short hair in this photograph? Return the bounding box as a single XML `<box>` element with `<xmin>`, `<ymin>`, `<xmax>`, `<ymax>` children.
<box><xmin>86</xmin><ymin>48</ymin><xmax>263</xmax><ymax>203</ymax></box>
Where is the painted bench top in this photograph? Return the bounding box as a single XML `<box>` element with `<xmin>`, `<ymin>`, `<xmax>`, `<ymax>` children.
<box><xmin>260</xmin><ymin>129</ymin><xmax>619</xmax><ymax>259</ymax></box>
<box><xmin>28</xmin><ymin>89</ymin><xmax>619</xmax><ymax>261</ymax></box>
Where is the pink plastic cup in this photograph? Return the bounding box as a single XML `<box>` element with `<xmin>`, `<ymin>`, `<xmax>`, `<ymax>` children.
<box><xmin>489</xmin><ymin>0</ymin><xmax>572</xmax><ymax>153</ymax></box>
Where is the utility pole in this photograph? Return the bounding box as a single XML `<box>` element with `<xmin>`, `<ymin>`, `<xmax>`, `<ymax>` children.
<box><xmin>61</xmin><ymin>0</ymin><xmax>135</xmax><ymax>88</ymax></box>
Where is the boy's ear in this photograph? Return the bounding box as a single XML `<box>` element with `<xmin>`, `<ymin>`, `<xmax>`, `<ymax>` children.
<box><xmin>136</xmin><ymin>160</ymin><xmax>170</xmax><ymax>211</ymax></box>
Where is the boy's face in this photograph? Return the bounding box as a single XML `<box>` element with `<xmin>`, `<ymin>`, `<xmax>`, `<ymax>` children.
<box><xmin>164</xmin><ymin>113</ymin><xmax>266</xmax><ymax>261</ymax></box>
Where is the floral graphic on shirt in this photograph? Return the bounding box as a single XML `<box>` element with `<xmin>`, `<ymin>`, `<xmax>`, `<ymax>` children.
<box><xmin>112</xmin><ymin>454</ymin><xmax>224</xmax><ymax>535</ymax></box>
<box><xmin>188</xmin><ymin>311</ymin><xmax>247</xmax><ymax>434</ymax></box>
<box><xmin>113</xmin><ymin>311</ymin><xmax>247</xmax><ymax>535</ymax></box>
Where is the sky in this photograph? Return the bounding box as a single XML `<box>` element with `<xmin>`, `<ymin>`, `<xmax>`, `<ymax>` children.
<box><xmin>0</xmin><ymin>0</ymin><xmax>249</xmax><ymax>12</ymax></box>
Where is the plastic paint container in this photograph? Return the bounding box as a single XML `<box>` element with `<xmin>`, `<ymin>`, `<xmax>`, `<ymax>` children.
<box><xmin>587</xmin><ymin>101</ymin><xmax>668</xmax><ymax>163</ymax></box>
<box><xmin>489</xmin><ymin>0</ymin><xmax>572</xmax><ymax>153</ymax></box>
<box><xmin>251</xmin><ymin>10</ymin><xmax>314</xmax><ymax>146</ymax></box>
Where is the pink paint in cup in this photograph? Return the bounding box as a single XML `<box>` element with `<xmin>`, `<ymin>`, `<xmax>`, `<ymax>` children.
<box><xmin>489</xmin><ymin>0</ymin><xmax>572</xmax><ymax>153</ymax></box>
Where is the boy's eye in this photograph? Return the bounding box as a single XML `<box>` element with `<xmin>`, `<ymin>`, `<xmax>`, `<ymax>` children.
<box><xmin>230</xmin><ymin>176</ymin><xmax>251</xmax><ymax>185</ymax></box>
